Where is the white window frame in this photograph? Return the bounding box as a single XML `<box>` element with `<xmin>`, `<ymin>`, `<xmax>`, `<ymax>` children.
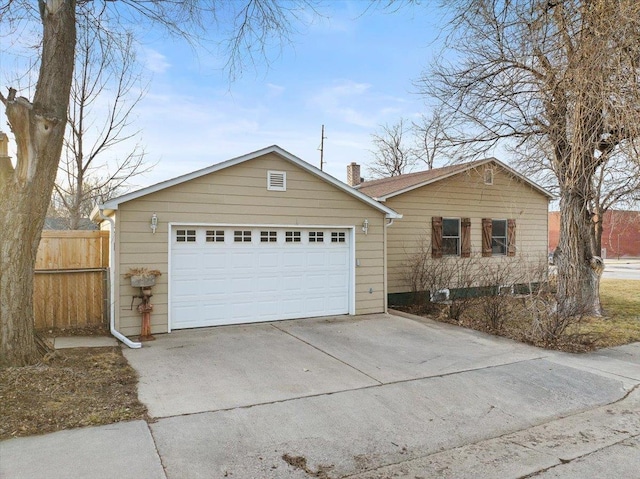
<box><xmin>484</xmin><ymin>168</ymin><xmax>494</xmax><ymax>185</ymax></box>
<box><xmin>491</xmin><ymin>219</ymin><xmax>508</xmax><ymax>255</ymax></box>
<box><xmin>442</xmin><ymin>218</ymin><xmax>460</xmax><ymax>256</ymax></box>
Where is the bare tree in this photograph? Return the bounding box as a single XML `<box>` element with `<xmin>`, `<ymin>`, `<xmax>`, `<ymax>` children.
<box><xmin>54</xmin><ymin>18</ymin><xmax>152</xmax><ymax>230</ymax></box>
<box><xmin>368</xmin><ymin>118</ymin><xmax>418</xmax><ymax>178</ymax></box>
<box><xmin>412</xmin><ymin>107</ymin><xmax>455</xmax><ymax>170</ymax></box>
<box><xmin>0</xmin><ymin>0</ymin><xmax>318</xmax><ymax>366</ymax></box>
<box><xmin>590</xmin><ymin>147</ymin><xmax>640</xmax><ymax>256</ymax></box>
<box><xmin>419</xmin><ymin>0</ymin><xmax>640</xmax><ymax>316</ymax></box>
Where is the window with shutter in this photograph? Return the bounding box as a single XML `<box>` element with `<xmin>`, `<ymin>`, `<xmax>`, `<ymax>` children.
<box><xmin>461</xmin><ymin>218</ymin><xmax>471</xmax><ymax>257</ymax></box>
<box><xmin>507</xmin><ymin>219</ymin><xmax>517</xmax><ymax>256</ymax></box>
<box><xmin>431</xmin><ymin>217</ymin><xmax>443</xmax><ymax>258</ymax></box>
<box><xmin>482</xmin><ymin>218</ymin><xmax>492</xmax><ymax>257</ymax></box>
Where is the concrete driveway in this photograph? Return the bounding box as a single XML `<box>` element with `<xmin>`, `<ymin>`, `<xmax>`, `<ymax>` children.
<box><xmin>2</xmin><ymin>312</ymin><xmax>639</xmax><ymax>479</ymax></box>
<box><xmin>124</xmin><ymin>312</ymin><xmax>637</xmax><ymax>478</ymax></box>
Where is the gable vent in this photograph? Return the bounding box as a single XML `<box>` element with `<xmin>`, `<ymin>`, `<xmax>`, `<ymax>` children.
<box><xmin>267</xmin><ymin>170</ymin><xmax>286</xmax><ymax>191</ymax></box>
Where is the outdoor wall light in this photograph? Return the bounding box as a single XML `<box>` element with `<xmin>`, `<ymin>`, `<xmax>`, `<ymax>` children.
<box><xmin>362</xmin><ymin>219</ymin><xmax>369</xmax><ymax>235</ymax></box>
<box><xmin>150</xmin><ymin>213</ymin><xmax>158</xmax><ymax>234</ymax></box>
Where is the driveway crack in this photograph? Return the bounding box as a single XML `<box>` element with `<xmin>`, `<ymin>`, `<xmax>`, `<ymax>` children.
<box><xmin>269</xmin><ymin>323</ymin><xmax>384</xmax><ymax>385</ymax></box>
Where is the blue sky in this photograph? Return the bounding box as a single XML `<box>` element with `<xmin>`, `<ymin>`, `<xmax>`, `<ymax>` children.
<box><xmin>1</xmin><ymin>2</ymin><xmax>447</xmax><ymax>188</ymax></box>
<box><xmin>131</xmin><ymin>2</ymin><xmax>446</xmax><ymax>186</ymax></box>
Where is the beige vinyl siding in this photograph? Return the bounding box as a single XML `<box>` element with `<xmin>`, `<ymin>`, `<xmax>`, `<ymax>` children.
<box><xmin>385</xmin><ymin>166</ymin><xmax>549</xmax><ymax>294</ymax></box>
<box><xmin>113</xmin><ymin>153</ymin><xmax>386</xmax><ymax>336</ymax></box>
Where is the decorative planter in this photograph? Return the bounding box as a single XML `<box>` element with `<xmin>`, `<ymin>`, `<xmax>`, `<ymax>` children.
<box><xmin>130</xmin><ymin>275</ymin><xmax>157</xmax><ymax>288</ymax></box>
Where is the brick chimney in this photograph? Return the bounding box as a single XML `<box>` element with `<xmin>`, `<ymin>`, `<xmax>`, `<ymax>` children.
<box><xmin>347</xmin><ymin>162</ymin><xmax>362</xmax><ymax>187</ymax></box>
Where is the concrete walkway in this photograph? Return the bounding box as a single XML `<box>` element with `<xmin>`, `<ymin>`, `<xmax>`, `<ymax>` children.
<box><xmin>1</xmin><ymin>313</ymin><xmax>639</xmax><ymax>479</ymax></box>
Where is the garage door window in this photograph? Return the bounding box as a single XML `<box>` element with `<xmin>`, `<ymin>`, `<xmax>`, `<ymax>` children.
<box><xmin>331</xmin><ymin>232</ymin><xmax>346</xmax><ymax>243</ymax></box>
<box><xmin>176</xmin><ymin>229</ymin><xmax>196</xmax><ymax>242</ymax></box>
<box><xmin>234</xmin><ymin>230</ymin><xmax>252</xmax><ymax>243</ymax></box>
<box><xmin>206</xmin><ymin>230</ymin><xmax>225</xmax><ymax>243</ymax></box>
<box><xmin>260</xmin><ymin>231</ymin><xmax>277</xmax><ymax>243</ymax></box>
<box><xmin>309</xmin><ymin>231</ymin><xmax>324</xmax><ymax>243</ymax></box>
<box><xmin>285</xmin><ymin>231</ymin><xmax>301</xmax><ymax>243</ymax></box>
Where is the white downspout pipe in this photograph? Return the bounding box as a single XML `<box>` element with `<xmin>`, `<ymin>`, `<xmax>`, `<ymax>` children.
<box><xmin>99</xmin><ymin>209</ymin><xmax>142</xmax><ymax>349</ymax></box>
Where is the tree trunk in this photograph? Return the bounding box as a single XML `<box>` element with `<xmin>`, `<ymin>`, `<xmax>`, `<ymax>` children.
<box><xmin>0</xmin><ymin>0</ymin><xmax>76</xmax><ymax>366</ymax></box>
<box><xmin>555</xmin><ymin>191</ymin><xmax>603</xmax><ymax>317</ymax></box>
<box><xmin>592</xmin><ymin>209</ymin><xmax>603</xmax><ymax>258</ymax></box>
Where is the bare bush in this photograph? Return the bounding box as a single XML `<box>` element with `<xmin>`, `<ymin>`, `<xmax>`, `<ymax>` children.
<box><xmin>526</xmin><ymin>294</ymin><xmax>590</xmax><ymax>345</ymax></box>
<box><xmin>473</xmin><ymin>259</ymin><xmax>523</xmax><ymax>331</ymax></box>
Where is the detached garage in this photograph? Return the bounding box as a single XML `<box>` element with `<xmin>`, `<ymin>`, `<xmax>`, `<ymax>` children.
<box><xmin>93</xmin><ymin>146</ymin><xmax>400</xmax><ymax>341</ymax></box>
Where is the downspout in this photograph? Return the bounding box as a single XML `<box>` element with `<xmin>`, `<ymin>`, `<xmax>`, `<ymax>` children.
<box><xmin>99</xmin><ymin>208</ymin><xmax>142</xmax><ymax>349</ymax></box>
<box><xmin>383</xmin><ymin>217</ymin><xmax>395</xmax><ymax>313</ymax></box>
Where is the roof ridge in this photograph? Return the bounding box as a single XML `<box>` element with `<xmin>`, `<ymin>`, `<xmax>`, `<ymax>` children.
<box><xmin>359</xmin><ymin>158</ymin><xmax>490</xmax><ymax>187</ymax></box>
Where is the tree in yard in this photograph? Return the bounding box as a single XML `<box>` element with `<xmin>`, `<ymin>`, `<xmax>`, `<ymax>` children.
<box><xmin>368</xmin><ymin>118</ymin><xmax>417</xmax><ymax>178</ymax></box>
<box><xmin>590</xmin><ymin>148</ymin><xmax>640</xmax><ymax>256</ymax></box>
<box><xmin>368</xmin><ymin>110</ymin><xmax>455</xmax><ymax>178</ymax></box>
<box><xmin>54</xmin><ymin>18</ymin><xmax>150</xmax><ymax>230</ymax></box>
<box><xmin>420</xmin><ymin>0</ymin><xmax>640</xmax><ymax>316</ymax></box>
<box><xmin>0</xmin><ymin>0</ymin><xmax>317</xmax><ymax>366</ymax></box>
<box><xmin>412</xmin><ymin>107</ymin><xmax>455</xmax><ymax>170</ymax></box>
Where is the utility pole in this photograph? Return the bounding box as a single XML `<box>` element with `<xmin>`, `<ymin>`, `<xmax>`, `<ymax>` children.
<box><xmin>319</xmin><ymin>125</ymin><xmax>327</xmax><ymax>171</ymax></box>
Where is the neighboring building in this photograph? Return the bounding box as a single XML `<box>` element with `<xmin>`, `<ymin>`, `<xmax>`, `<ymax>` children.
<box><xmin>354</xmin><ymin>159</ymin><xmax>553</xmax><ymax>296</ymax></box>
<box><xmin>92</xmin><ymin>146</ymin><xmax>401</xmax><ymax>338</ymax></box>
<box><xmin>549</xmin><ymin>210</ymin><xmax>640</xmax><ymax>258</ymax></box>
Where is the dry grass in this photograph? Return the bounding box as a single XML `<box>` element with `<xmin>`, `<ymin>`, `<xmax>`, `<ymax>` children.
<box><xmin>0</xmin><ymin>347</ymin><xmax>147</xmax><ymax>440</ymax></box>
<box><xmin>580</xmin><ymin>279</ymin><xmax>640</xmax><ymax>348</ymax></box>
<box><xmin>410</xmin><ymin>279</ymin><xmax>639</xmax><ymax>352</ymax></box>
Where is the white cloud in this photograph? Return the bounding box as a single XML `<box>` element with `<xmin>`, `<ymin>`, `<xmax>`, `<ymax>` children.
<box><xmin>266</xmin><ymin>83</ymin><xmax>285</xmax><ymax>98</ymax></box>
<box><xmin>308</xmin><ymin>80</ymin><xmax>412</xmax><ymax>128</ymax></box>
<box><xmin>143</xmin><ymin>48</ymin><xmax>171</xmax><ymax>74</ymax></box>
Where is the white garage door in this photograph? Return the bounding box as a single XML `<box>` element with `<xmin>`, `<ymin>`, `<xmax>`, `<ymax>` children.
<box><xmin>169</xmin><ymin>226</ymin><xmax>352</xmax><ymax>329</ymax></box>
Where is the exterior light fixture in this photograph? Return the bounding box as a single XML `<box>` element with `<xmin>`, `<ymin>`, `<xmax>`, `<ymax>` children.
<box><xmin>151</xmin><ymin>213</ymin><xmax>158</xmax><ymax>234</ymax></box>
<box><xmin>362</xmin><ymin>219</ymin><xmax>369</xmax><ymax>235</ymax></box>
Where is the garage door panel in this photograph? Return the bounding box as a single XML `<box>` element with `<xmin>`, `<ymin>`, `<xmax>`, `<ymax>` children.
<box><xmin>230</xmin><ymin>277</ymin><xmax>254</xmax><ymax>293</ymax></box>
<box><xmin>283</xmin><ymin>252</ymin><xmax>306</xmax><ymax>268</ymax></box>
<box><xmin>171</xmin><ymin>226</ymin><xmax>351</xmax><ymax>329</ymax></box>
<box><xmin>231</xmin><ymin>253</ymin><xmax>255</xmax><ymax>269</ymax></box>
<box><xmin>258</xmin><ymin>252</ymin><xmax>280</xmax><ymax>268</ymax></box>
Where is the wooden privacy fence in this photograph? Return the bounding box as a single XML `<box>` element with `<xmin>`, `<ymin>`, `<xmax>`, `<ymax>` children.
<box><xmin>34</xmin><ymin>230</ymin><xmax>109</xmax><ymax>331</ymax></box>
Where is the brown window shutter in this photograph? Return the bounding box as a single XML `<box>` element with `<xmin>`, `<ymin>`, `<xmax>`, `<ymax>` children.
<box><xmin>482</xmin><ymin>218</ymin><xmax>492</xmax><ymax>257</ymax></box>
<box><xmin>507</xmin><ymin>219</ymin><xmax>517</xmax><ymax>257</ymax></box>
<box><xmin>432</xmin><ymin>216</ymin><xmax>443</xmax><ymax>258</ymax></box>
<box><xmin>461</xmin><ymin>218</ymin><xmax>471</xmax><ymax>258</ymax></box>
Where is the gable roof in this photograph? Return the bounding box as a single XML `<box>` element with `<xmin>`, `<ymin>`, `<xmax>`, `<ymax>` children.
<box><xmin>94</xmin><ymin>145</ymin><xmax>401</xmax><ymax>219</ymax></box>
<box><xmin>356</xmin><ymin>158</ymin><xmax>554</xmax><ymax>201</ymax></box>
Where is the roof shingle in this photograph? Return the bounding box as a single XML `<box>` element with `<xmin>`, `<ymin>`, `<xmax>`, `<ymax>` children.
<box><xmin>356</xmin><ymin>159</ymin><xmax>491</xmax><ymax>199</ymax></box>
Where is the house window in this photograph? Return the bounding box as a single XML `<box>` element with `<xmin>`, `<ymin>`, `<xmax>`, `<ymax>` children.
<box><xmin>492</xmin><ymin>220</ymin><xmax>508</xmax><ymax>255</ymax></box>
<box><xmin>285</xmin><ymin>231</ymin><xmax>301</xmax><ymax>243</ymax></box>
<box><xmin>331</xmin><ymin>232</ymin><xmax>346</xmax><ymax>243</ymax></box>
<box><xmin>432</xmin><ymin>217</ymin><xmax>471</xmax><ymax>258</ymax></box>
<box><xmin>260</xmin><ymin>231</ymin><xmax>277</xmax><ymax>243</ymax></box>
<box><xmin>442</xmin><ymin>218</ymin><xmax>460</xmax><ymax>256</ymax></box>
<box><xmin>205</xmin><ymin>230</ymin><xmax>225</xmax><ymax>243</ymax></box>
<box><xmin>176</xmin><ymin>229</ymin><xmax>196</xmax><ymax>242</ymax></box>
<box><xmin>234</xmin><ymin>230</ymin><xmax>252</xmax><ymax>243</ymax></box>
<box><xmin>484</xmin><ymin>168</ymin><xmax>494</xmax><ymax>185</ymax></box>
<box><xmin>482</xmin><ymin>218</ymin><xmax>516</xmax><ymax>257</ymax></box>
<box><xmin>267</xmin><ymin>171</ymin><xmax>286</xmax><ymax>191</ymax></box>
<box><xmin>309</xmin><ymin>231</ymin><xmax>324</xmax><ymax>243</ymax></box>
